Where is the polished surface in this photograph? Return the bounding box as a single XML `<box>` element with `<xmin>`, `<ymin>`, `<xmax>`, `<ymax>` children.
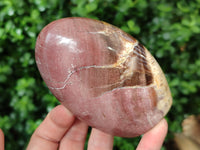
<box><xmin>35</xmin><ymin>17</ymin><xmax>172</xmax><ymax>137</ymax></box>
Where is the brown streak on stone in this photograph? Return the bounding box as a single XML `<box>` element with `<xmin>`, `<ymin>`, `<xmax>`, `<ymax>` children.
<box><xmin>148</xmin><ymin>87</ymin><xmax>157</xmax><ymax>107</ymax></box>
<box><xmin>133</xmin><ymin>43</ymin><xmax>153</xmax><ymax>86</ymax></box>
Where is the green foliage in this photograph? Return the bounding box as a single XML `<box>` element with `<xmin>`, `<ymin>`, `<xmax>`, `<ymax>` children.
<box><xmin>0</xmin><ymin>0</ymin><xmax>200</xmax><ymax>149</ymax></box>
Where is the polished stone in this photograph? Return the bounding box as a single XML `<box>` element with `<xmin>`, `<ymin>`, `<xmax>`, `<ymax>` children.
<box><xmin>35</xmin><ymin>17</ymin><xmax>172</xmax><ymax>137</ymax></box>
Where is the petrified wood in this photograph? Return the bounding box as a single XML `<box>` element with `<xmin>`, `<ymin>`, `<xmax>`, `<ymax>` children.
<box><xmin>35</xmin><ymin>17</ymin><xmax>172</xmax><ymax>137</ymax></box>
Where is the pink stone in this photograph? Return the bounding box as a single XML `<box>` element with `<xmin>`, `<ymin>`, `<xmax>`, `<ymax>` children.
<box><xmin>35</xmin><ymin>17</ymin><xmax>172</xmax><ymax>137</ymax></box>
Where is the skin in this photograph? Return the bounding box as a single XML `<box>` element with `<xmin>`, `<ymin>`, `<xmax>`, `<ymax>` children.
<box><xmin>0</xmin><ymin>105</ymin><xmax>168</xmax><ymax>150</ymax></box>
<box><xmin>0</xmin><ymin>129</ymin><xmax>4</xmax><ymax>150</ymax></box>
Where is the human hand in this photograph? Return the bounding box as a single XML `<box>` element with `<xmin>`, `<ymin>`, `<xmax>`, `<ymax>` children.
<box><xmin>26</xmin><ymin>105</ymin><xmax>168</xmax><ymax>150</ymax></box>
<box><xmin>27</xmin><ymin>105</ymin><xmax>113</xmax><ymax>150</ymax></box>
<box><xmin>0</xmin><ymin>129</ymin><xmax>4</xmax><ymax>150</ymax></box>
<box><xmin>0</xmin><ymin>105</ymin><xmax>168</xmax><ymax>150</ymax></box>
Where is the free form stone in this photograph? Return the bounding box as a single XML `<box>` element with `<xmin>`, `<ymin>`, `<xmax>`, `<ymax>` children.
<box><xmin>35</xmin><ymin>17</ymin><xmax>172</xmax><ymax>137</ymax></box>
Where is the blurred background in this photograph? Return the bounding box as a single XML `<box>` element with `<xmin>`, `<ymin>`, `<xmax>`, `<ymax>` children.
<box><xmin>1</xmin><ymin>0</ymin><xmax>200</xmax><ymax>149</ymax></box>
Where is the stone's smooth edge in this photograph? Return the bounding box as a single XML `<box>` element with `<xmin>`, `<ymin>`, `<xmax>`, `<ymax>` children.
<box><xmin>35</xmin><ymin>17</ymin><xmax>173</xmax><ymax>137</ymax></box>
<box><xmin>145</xmin><ymin>48</ymin><xmax>172</xmax><ymax>115</ymax></box>
<box><xmin>61</xmin><ymin>85</ymin><xmax>164</xmax><ymax>137</ymax></box>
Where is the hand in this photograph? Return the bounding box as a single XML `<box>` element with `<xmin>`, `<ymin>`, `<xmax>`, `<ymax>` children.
<box><xmin>0</xmin><ymin>105</ymin><xmax>168</xmax><ymax>150</ymax></box>
<box><xmin>0</xmin><ymin>129</ymin><xmax>4</xmax><ymax>150</ymax></box>
<box><xmin>27</xmin><ymin>105</ymin><xmax>168</xmax><ymax>150</ymax></box>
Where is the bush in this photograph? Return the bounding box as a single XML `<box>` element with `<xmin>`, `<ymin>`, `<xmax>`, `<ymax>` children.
<box><xmin>1</xmin><ymin>0</ymin><xmax>200</xmax><ymax>149</ymax></box>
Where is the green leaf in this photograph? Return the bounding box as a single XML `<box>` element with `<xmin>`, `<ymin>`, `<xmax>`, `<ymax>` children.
<box><xmin>86</xmin><ymin>2</ymin><xmax>98</xmax><ymax>13</ymax></box>
<box><xmin>127</xmin><ymin>20</ymin><xmax>140</xmax><ymax>34</ymax></box>
<box><xmin>157</xmin><ymin>4</ymin><xmax>172</xmax><ymax>12</ymax></box>
<box><xmin>177</xmin><ymin>2</ymin><xmax>190</xmax><ymax>12</ymax></box>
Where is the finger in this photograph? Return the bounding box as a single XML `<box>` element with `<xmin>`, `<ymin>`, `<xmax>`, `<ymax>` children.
<box><xmin>136</xmin><ymin>119</ymin><xmax>168</xmax><ymax>150</ymax></box>
<box><xmin>27</xmin><ymin>105</ymin><xmax>75</xmax><ymax>150</ymax></box>
<box><xmin>0</xmin><ymin>129</ymin><xmax>4</xmax><ymax>150</ymax></box>
<box><xmin>87</xmin><ymin>128</ymin><xmax>114</xmax><ymax>150</ymax></box>
<box><xmin>59</xmin><ymin>119</ymin><xmax>88</xmax><ymax>150</ymax></box>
